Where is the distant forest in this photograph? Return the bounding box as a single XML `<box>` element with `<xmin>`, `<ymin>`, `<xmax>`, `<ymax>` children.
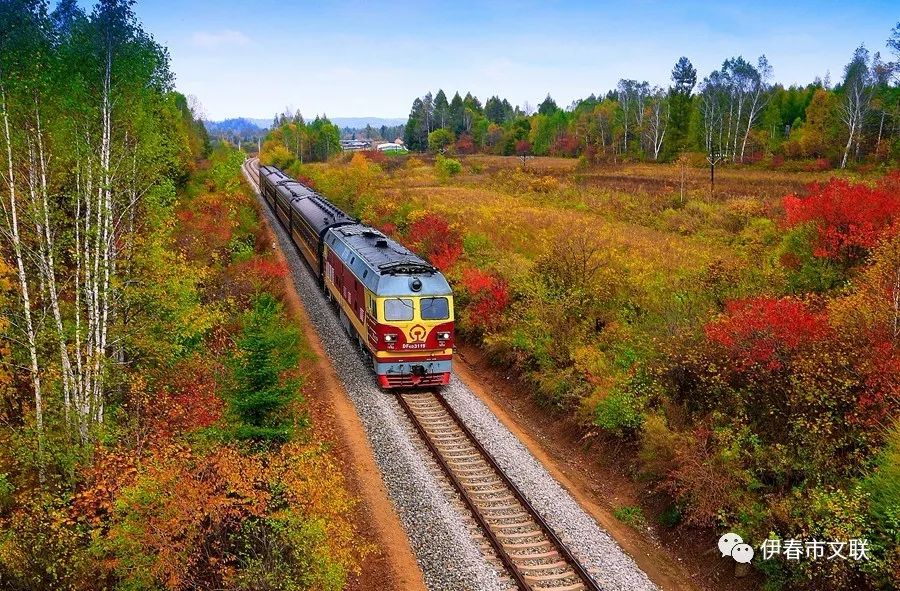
<box><xmin>204</xmin><ymin>117</ymin><xmax>266</xmax><ymax>145</ymax></box>
<box><xmin>341</xmin><ymin>123</ymin><xmax>405</xmax><ymax>143</ymax></box>
<box><xmin>403</xmin><ymin>26</ymin><xmax>900</xmax><ymax>169</ymax></box>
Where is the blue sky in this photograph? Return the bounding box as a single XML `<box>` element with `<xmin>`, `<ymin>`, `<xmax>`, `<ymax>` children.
<box><xmin>119</xmin><ymin>0</ymin><xmax>896</xmax><ymax>120</ymax></box>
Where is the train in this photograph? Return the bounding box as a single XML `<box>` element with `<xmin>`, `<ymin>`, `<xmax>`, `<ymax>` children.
<box><xmin>257</xmin><ymin>164</ymin><xmax>454</xmax><ymax>388</ymax></box>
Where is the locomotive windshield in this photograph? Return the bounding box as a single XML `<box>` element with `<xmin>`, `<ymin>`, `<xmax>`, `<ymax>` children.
<box><xmin>420</xmin><ymin>297</ymin><xmax>450</xmax><ymax>320</ymax></box>
<box><xmin>385</xmin><ymin>298</ymin><xmax>414</xmax><ymax>321</ymax></box>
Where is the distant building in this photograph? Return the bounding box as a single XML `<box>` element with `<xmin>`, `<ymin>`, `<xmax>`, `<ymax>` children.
<box><xmin>377</xmin><ymin>142</ymin><xmax>406</xmax><ymax>152</ymax></box>
<box><xmin>394</xmin><ymin>138</ymin><xmax>405</xmax><ymax>145</ymax></box>
<box><xmin>339</xmin><ymin>139</ymin><xmax>371</xmax><ymax>151</ymax></box>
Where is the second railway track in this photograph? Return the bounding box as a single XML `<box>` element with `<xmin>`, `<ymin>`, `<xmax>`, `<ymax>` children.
<box><xmin>397</xmin><ymin>390</ymin><xmax>602</xmax><ymax>591</ymax></box>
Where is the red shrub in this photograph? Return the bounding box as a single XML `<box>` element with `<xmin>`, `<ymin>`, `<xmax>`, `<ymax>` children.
<box><xmin>783</xmin><ymin>172</ymin><xmax>900</xmax><ymax>262</ymax></box>
<box><xmin>407</xmin><ymin>213</ymin><xmax>463</xmax><ymax>270</ymax></box>
<box><xmin>126</xmin><ymin>357</ymin><xmax>225</xmax><ymax>447</ymax></box>
<box><xmin>455</xmin><ymin>134</ymin><xmax>475</xmax><ymax>155</ymax></box>
<box><xmin>461</xmin><ymin>267</ymin><xmax>495</xmax><ymax>294</ymax></box>
<box><xmin>551</xmin><ymin>133</ymin><xmax>580</xmax><ymax>157</ymax></box>
<box><xmin>515</xmin><ymin>140</ymin><xmax>532</xmax><ymax>157</ymax></box>
<box><xmin>852</xmin><ymin>340</ymin><xmax>900</xmax><ymax>428</ymax></box>
<box><xmin>461</xmin><ymin>267</ymin><xmax>509</xmax><ymax>332</ymax></box>
<box><xmin>250</xmin><ymin>257</ymin><xmax>288</xmax><ymax>281</ymax></box>
<box><xmin>360</xmin><ymin>149</ymin><xmax>388</xmax><ymax>165</ymax></box>
<box><xmin>223</xmin><ymin>256</ymin><xmax>288</xmax><ymax>301</ymax></box>
<box><xmin>377</xmin><ymin>221</ymin><xmax>398</xmax><ymax>237</ymax></box>
<box><xmin>429</xmin><ymin>243</ymin><xmax>464</xmax><ymax>271</ymax></box>
<box><xmin>705</xmin><ymin>297</ymin><xmax>830</xmax><ymax>371</ymax></box>
<box><xmin>295</xmin><ymin>174</ymin><xmax>317</xmax><ymax>189</ymax></box>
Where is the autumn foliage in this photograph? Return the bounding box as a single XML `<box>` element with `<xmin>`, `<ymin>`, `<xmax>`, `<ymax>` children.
<box><xmin>705</xmin><ymin>296</ymin><xmax>830</xmax><ymax>371</ymax></box>
<box><xmin>0</xmin><ymin>147</ymin><xmax>365</xmax><ymax>590</ymax></box>
<box><xmin>247</xmin><ymin>146</ymin><xmax>900</xmax><ymax>590</ymax></box>
<box><xmin>784</xmin><ymin>172</ymin><xmax>900</xmax><ymax>262</ymax></box>
<box><xmin>460</xmin><ymin>267</ymin><xmax>510</xmax><ymax>333</ymax></box>
<box><xmin>102</xmin><ymin>442</ymin><xmax>357</xmax><ymax>591</ymax></box>
<box><xmin>407</xmin><ymin>212</ymin><xmax>464</xmax><ymax>270</ymax></box>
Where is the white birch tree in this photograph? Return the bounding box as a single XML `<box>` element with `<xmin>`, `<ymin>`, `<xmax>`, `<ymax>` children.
<box><xmin>839</xmin><ymin>46</ymin><xmax>873</xmax><ymax>169</ymax></box>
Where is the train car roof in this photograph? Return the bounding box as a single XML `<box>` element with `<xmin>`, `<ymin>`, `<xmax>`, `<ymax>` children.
<box><xmin>261</xmin><ymin>165</ymin><xmax>355</xmax><ymax>232</ymax></box>
<box><xmin>326</xmin><ymin>224</ymin><xmax>452</xmax><ymax>297</ymax></box>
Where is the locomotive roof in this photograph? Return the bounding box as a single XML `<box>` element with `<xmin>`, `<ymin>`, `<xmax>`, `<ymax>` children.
<box><xmin>326</xmin><ymin>224</ymin><xmax>452</xmax><ymax>296</ymax></box>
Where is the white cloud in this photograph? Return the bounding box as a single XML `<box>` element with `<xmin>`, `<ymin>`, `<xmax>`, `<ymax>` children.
<box><xmin>190</xmin><ymin>30</ymin><xmax>250</xmax><ymax>48</ymax></box>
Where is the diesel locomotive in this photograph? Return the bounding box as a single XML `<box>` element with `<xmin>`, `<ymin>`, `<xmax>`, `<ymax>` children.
<box><xmin>257</xmin><ymin>164</ymin><xmax>454</xmax><ymax>388</ymax></box>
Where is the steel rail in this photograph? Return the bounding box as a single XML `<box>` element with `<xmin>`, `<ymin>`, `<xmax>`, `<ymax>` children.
<box><xmin>396</xmin><ymin>391</ymin><xmax>532</xmax><ymax>591</ymax></box>
<box><xmin>431</xmin><ymin>393</ymin><xmax>602</xmax><ymax>591</ymax></box>
<box><xmin>398</xmin><ymin>390</ymin><xmax>602</xmax><ymax>591</ymax></box>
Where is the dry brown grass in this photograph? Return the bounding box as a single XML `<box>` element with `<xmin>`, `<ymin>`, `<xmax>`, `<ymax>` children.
<box><xmin>573</xmin><ymin>161</ymin><xmax>838</xmax><ymax>201</ymax></box>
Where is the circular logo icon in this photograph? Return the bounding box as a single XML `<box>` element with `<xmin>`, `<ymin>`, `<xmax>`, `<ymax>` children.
<box><xmin>409</xmin><ymin>324</ymin><xmax>427</xmax><ymax>342</ymax></box>
<box><xmin>732</xmin><ymin>543</ymin><xmax>754</xmax><ymax>564</ymax></box>
<box><xmin>718</xmin><ymin>533</ymin><xmax>743</xmax><ymax>557</ymax></box>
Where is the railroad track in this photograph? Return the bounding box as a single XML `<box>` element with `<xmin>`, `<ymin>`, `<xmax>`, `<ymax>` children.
<box><xmin>245</xmin><ymin>156</ymin><xmax>601</xmax><ymax>590</ymax></box>
<box><xmin>397</xmin><ymin>391</ymin><xmax>602</xmax><ymax>591</ymax></box>
<box><xmin>242</xmin><ymin>157</ymin><xmax>261</xmax><ymax>190</ymax></box>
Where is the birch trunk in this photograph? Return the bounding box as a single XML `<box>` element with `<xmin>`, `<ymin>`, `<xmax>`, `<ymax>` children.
<box><xmin>30</xmin><ymin>102</ymin><xmax>77</xmax><ymax>433</ymax></box>
<box><xmin>1</xmin><ymin>83</ymin><xmax>44</xmax><ymax>465</ymax></box>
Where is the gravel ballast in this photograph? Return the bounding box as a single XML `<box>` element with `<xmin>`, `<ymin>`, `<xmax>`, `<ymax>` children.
<box><xmin>442</xmin><ymin>382</ymin><xmax>660</xmax><ymax>591</ymax></box>
<box><xmin>246</xmin><ymin>165</ymin><xmax>659</xmax><ymax>591</ymax></box>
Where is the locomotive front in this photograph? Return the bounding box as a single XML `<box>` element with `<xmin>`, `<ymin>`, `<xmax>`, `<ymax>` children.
<box><xmin>369</xmin><ymin>268</ymin><xmax>454</xmax><ymax>388</ymax></box>
<box><xmin>323</xmin><ymin>225</ymin><xmax>454</xmax><ymax>388</ymax></box>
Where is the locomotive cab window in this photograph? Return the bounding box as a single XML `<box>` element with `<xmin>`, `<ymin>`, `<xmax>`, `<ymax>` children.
<box><xmin>384</xmin><ymin>298</ymin><xmax>414</xmax><ymax>321</ymax></box>
<box><xmin>420</xmin><ymin>297</ymin><xmax>450</xmax><ymax>320</ymax></box>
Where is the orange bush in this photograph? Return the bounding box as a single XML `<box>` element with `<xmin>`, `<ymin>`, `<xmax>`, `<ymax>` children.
<box><xmin>100</xmin><ymin>442</ymin><xmax>362</xmax><ymax>591</ymax></box>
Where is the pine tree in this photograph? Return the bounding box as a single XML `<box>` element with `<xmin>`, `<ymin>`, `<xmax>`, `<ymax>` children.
<box><xmin>538</xmin><ymin>94</ymin><xmax>559</xmax><ymax>115</ymax></box>
<box><xmin>449</xmin><ymin>92</ymin><xmax>464</xmax><ymax>134</ymax></box>
<box><xmin>434</xmin><ymin>89</ymin><xmax>449</xmax><ymax>129</ymax></box>
<box><xmin>668</xmin><ymin>57</ymin><xmax>698</xmax><ymax>156</ymax></box>
<box><xmin>404</xmin><ymin>97</ymin><xmax>426</xmax><ymax>150</ymax></box>
<box><xmin>229</xmin><ymin>294</ymin><xmax>302</xmax><ymax>443</ymax></box>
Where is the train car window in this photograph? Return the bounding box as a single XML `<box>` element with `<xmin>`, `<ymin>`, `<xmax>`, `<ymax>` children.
<box><xmin>384</xmin><ymin>298</ymin><xmax>414</xmax><ymax>321</ymax></box>
<box><xmin>420</xmin><ymin>297</ymin><xmax>450</xmax><ymax>320</ymax></box>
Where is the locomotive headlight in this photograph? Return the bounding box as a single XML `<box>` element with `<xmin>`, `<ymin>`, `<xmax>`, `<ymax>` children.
<box><xmin>384</xmin><ymin>333</ymin><xmax>398</xmax><ymax>343</ymax></box>
<box><xmin>437</xmin><ymin>331</ymin><xmax>451</xmax><ymax>341</ymax></box>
